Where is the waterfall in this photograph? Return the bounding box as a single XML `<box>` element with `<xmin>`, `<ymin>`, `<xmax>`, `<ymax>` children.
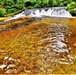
<box><xmin>22</xmin><ymin>7</ymin><xmax>72</xmax><ymax>17</ymax></box>
<box><xmin>3</xmin><ymin>7</ymin><xmax>72</xmax><ymax>22</ymax></box>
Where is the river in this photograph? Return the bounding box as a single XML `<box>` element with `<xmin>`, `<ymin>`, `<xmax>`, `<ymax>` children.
<box><xmin>0</xmin><ymin>17</ymin><xmax>76</xmax><ymax>74</ymax></box>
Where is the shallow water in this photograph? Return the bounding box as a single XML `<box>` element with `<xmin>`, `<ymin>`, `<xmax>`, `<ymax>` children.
<box><xmin>0</xmin><ymin>18</ymin><xmax>76</xmax><ymax>74</ymax></box>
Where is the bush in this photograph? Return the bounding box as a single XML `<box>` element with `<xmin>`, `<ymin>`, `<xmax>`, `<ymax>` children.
<box><xmin>67</xmin><ymin>2</ymin><xmax>76</xmax><ymax>10</ymax></box>
<box><xmin>6</xmin><ymin>3</ymin><xmax>25</xmax><ymax>13</ymax></box>
<box><xmin>52</xmin><ymin>0</ymin><xmax>58</xmax><ymax>7</ymax></box>
<box><xmin>15</xmin><ymin>4</ymin><xmax>25</xmax><ymax>9</ymax></box>
<box><xmin>0</xmin><ymin>8</ymin><xmax>6</xmax><ymax>17</ymax></box>
<box><xmin>5</xmin><ymin>6</ymin><xmax>11</xmax><ymax>9</ymax></box>
<box><xmin>6</xmin><ymin>0</ymin><xmax>14</xmax><ymax>6</ymax></box>
<box><xmin>6</xmin><ymin>8</ymin><xmax>16</xmax><ymax>13</ymax></box>
<box><xmin>67</xmin><ymin>2</ymin><xmax>76</xmax><ymax>15</ymax></box>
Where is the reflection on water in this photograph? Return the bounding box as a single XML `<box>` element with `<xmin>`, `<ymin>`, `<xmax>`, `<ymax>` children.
<box><xmin>0</xmin><ymin>18</ymin><xmax>76</xmax><ymax>74</ymax></box>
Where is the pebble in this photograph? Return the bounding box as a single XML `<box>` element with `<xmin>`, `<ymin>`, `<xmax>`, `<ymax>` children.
<box><xmin>74</xmin><ymin>44</ymin><xmax>76</xmax><ymax>47</ymax></box>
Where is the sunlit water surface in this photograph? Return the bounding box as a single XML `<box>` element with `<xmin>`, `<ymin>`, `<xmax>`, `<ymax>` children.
<box><xmin>0</xmin><ymin>18</ymin><xmax>76</xmax><ymax>74</ymax></box>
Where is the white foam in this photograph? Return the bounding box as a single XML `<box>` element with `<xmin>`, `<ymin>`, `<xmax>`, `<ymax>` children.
<box><xmin>28</xmin><ymin>8</ymin><xmax>72</xmax><ymax>18</ymax></box>
<box><xmin>4</xmin><ymin>7</ymin><xmax>73</xmax><ymax>22</ymax></box>
<box><xmin>8</xmin><ymin>13</ymin><xmax>25</xmax><ymax>20</ymax></box>
<box><xmin>0</xmin><ymin>64</ymin><xmax>6</xmax><ymax>68</ymax></box>
<box><xmin>4</xmin><ymin>56</ymin><xmax>9</xmax><ymax>60</ymax></box>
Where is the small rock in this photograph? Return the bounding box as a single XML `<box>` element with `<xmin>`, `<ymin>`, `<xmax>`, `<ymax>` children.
<box><xmin>74</xmin><ymin>43</ymin><xmax>76</xmax><ymax>47</ymax></box>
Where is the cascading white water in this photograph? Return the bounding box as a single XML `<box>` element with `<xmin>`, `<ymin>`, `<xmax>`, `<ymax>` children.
<box><xmin>4</xmin><ymin>7</ymin><xmax>72</xmax><ymax>22</ymax></box>
<box><xmin>22</xmin><ymin>7</ymin><xmax>72</xmax><ymax>17</ymax></box>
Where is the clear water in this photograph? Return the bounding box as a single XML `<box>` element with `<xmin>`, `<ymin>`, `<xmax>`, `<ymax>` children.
<box><xmin>0</xmin><ymin>18</ymin><xmax>76</xmax><ymax>74</ymax></box>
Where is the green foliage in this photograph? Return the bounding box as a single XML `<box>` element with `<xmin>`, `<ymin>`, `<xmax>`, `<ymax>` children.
<box><xmin>6</xmin><ymin>0</ymin><xmax>14</xmax><ymax>6</ymax></box>
<box><xmin>52</xmin><ymin>0</ymin><xmax>58</xmax><ymax>7</ymax></box>
<box><xmin>67</xmin><ymin>2</ymin><xmax>76</xmax><ymax>15</ymax></box>
<box><xmin>15</xmin><ymin>4</ymin><xmax>25</xmax><ymax>9</ymax></box>
<box><xmin>67</xmin><ymin>2</ymin><xmax>76</xmax><ymax>10</ymax></box>
<box><xmin>0</xmin><ymin>2</ymin><xmax>3</xmax><ymax>5</ymax></box>
<box><xmin>5</xmin><ymin>6</ymin><xmax>11</xmax><ymax>9</ymax></box>
<box><xmin>0</xmin><ymin>8</ymin><xmax>6</xmax><ymax>16</ymax></box>
<box><xmin>5</xmin><ymin>1</ymin><xmax>25</xmax><ymax>13</ymax></box>
<box><xmin>6</xmin><ymin>8</ymin><xmax>16</xmax><ymax>13</ymax></box>
<box><xmin>0</xmin><ymin>0</ymin><xmax>5</xmax><ymax>5</ymax></box>
<box><xmin>0</xmin><ymin>0</ymin><xmax>76</xmax><ymax>16</ymax></box>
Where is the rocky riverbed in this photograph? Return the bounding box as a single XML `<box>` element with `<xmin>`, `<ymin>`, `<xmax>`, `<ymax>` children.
<box><xmin>0</xmin><ymin>17</ymin><xmax>76</xmax><ymax>74</ymax></box>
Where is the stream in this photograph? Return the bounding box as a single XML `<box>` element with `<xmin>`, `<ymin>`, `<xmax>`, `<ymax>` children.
<box><xmin>0</xmin><ymin>17</ymin><xmax>76</xmax><ymax>74</ymax></box>
<box><xmin>0</xmin><ymin>7</ymin><xmax>76</xmax><ymax>74</ymax></box>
